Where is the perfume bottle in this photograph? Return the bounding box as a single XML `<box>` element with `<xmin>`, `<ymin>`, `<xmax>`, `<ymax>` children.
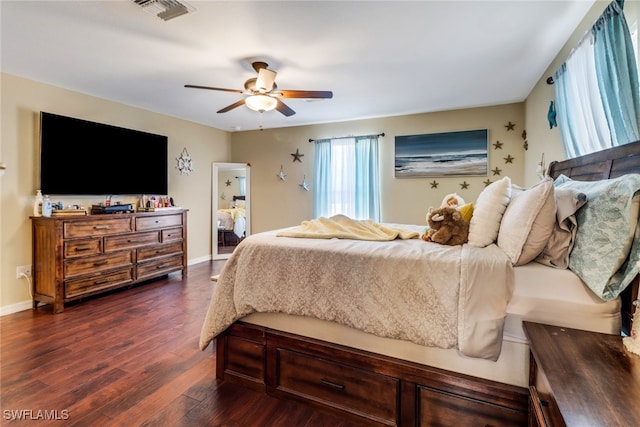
<box><xmin>33</xmin><ymin>190</ymin><xmax>43</xmax><ymax>217</ymax></box>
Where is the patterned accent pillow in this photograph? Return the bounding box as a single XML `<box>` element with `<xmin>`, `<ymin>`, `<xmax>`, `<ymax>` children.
<box><xmin>554</xmin><ymin>174</ymin><xmax>640</xmax><ymax>301</ymax></box>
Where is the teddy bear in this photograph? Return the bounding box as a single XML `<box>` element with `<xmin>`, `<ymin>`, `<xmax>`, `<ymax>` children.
<box><xmin>421</xmin><ymin>206</ymin><xmax>469</xmax><ymax>246</ymax></box>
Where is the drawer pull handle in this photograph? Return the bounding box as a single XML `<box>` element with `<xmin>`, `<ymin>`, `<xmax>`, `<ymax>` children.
<box><xmin>74</xmin><ymin>245</ymin><xmax>92</xmax><ymax>251</ymax></box>
<box><xmin>94</xmin><ymin>279</ymin><xmax>109</xmax><ymax>285</ymax></box>
<box><xmin>93</xmin><ymin>260</ymin><xmax>109</xmax><ymax>266</ymax></box>
<box><xmin>320</xmin><ymin>379</ymin><xmax>345</xmax><ymax>391</ymax></box>
<box><xmin>94</xmin><ymin>225</ymin><xmax>110</xmax><ymax>230</ymax></box>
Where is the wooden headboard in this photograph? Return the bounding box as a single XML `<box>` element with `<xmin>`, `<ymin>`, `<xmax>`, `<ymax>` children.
<box><xmin>548</xmin><ymin>140</ymin><xmax>640</xmax><ymax>335</ymax></box>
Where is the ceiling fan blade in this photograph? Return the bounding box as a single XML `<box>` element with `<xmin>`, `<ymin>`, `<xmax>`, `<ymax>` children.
<box><xmin>279</xmin><ymin>90</ymin><xmax>333</xmax><ymax>99</ymax></box>
<box><xmin>217</xmin><ymin>99</ymin><xmax>246</xmax><ymax>114</ymax></box>
<box><xmin>256</xmin><ymin>68</ymin><xmax>277</xmax><ymax>92</ymax></box>
<box><xmin>185</xmin><ymin>84</ymin><xmax>243</xmax><ymax>94</ymax></box>
<box><xmin>275</xmin><ymin>99</ymin><xmax>296</xmax><ymax>117</ymax></box>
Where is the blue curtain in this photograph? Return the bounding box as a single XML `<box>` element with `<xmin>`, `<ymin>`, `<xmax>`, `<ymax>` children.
<box><xmin>354</xmin><ymin>136</ymin><xmax>381</xmax><ymax>221</ymax></box>
<box><xmin>313</xmin><ymin>139</ymin><xmax>332</xmax><ymax>219</ymax></box>
<box><xmin>313</xmin><ymin>136</ymin><xmax>381</xmax><ymax>221</ymax></box>
<box><xmin>593</xmin><ymin>0</ymin><xmax>640</xmax><ymax>146</ymax></box>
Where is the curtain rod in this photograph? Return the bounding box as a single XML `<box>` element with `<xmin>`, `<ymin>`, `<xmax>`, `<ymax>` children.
<box><xmin>546</xmin><ymin>0</ymin><xmax>624</xmax><ymax>85</ymax></box>
<box><xmin>308</xmin><ymin>132</ymin><xmax>385</xmax><ymax>143</ymax></box>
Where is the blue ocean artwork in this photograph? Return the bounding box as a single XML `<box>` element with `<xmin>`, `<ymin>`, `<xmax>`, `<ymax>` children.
<box><xmin>395</xmin><ymin>129</ymin><xmax>488</xmax><ymax>177</ymax></box>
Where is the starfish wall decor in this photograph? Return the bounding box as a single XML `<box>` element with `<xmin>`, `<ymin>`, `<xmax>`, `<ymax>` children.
<box><xmin>291</xmin><ymin>149</ymin><xmax>304</xmax><ymax>163</ymax></box>
<box><xmin>277</xmin><ymin>165</ymin><xmax>287</xmax><ymax>181</ymax></box>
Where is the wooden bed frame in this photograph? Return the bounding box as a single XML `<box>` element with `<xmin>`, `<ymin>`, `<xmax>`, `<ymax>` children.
<box><xmin>215</xmin><ymin>141</ymin><xmax>640</xmax><ymax>426</ymax></box>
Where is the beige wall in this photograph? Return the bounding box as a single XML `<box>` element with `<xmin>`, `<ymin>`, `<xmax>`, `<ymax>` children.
<box><xmin>0</xmin><ymin>73</ymin><xmax>230</xmax><ymax>313</ymax></box>
<box><xmin>231</xmin><ymin>104</ymin><xmax>525</xmax><ymax>233</ymax></box>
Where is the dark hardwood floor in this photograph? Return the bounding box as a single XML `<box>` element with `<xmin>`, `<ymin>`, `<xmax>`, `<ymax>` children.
<box><xmin>0</xmin><ymin>260</ymin><xmax>359</xmax><ymax>426</ymax></box>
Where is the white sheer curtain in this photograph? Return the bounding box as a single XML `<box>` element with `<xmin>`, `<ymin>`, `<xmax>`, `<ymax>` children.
<box><xmin>555</xmin><ymin>34</ymin><xmax>612</xmax><ymax>158</ymax></box>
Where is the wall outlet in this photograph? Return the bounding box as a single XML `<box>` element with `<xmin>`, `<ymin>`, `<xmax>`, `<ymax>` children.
<box><xmin>16</xmin><ymin>265</ymin><xmax>32</xmax><ymax>279</ymax></box>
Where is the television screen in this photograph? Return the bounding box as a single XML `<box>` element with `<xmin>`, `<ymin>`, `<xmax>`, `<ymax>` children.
<box><xmin>40</xmin><ymin>112</ymin><xmax>168</xmax><ymax>195</ymax></box>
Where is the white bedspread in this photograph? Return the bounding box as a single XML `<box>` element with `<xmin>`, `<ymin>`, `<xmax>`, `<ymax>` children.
<box><xmin>199</xmin><ymin>224</ymin><xmax>514</xmax><ymax>360</ymax></box>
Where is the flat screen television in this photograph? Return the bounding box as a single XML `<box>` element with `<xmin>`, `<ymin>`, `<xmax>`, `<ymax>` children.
<box><xmin>39</xmin><ymin>112</ymin><xmax>168</xmax><ymax>195</ymax></box>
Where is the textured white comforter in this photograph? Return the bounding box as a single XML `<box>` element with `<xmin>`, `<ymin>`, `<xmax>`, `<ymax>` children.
<box><xmin>199</xmin><ymin>224</ymin><xmax>514</xmax><ymax>360</ymax></box>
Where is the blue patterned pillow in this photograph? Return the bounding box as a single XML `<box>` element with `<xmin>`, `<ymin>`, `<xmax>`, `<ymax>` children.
<box><xmin>554</xmin><ymin>174</ymin><xmax>640</xmax><ymax>301</ymax></box>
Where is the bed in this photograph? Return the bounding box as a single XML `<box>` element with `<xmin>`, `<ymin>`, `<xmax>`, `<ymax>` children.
<box><xmin>217</xmin><ymin>196</ymin><xmax>247</xmax><ymax>243</ymax></box>
<box><xmin>200</xmin><ymin>142</ymin><xmax>640</xmax><ymax>426</ymax></box>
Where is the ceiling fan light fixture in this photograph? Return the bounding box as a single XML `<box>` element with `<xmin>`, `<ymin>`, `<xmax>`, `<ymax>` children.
<box><xmin>245</xmin><ymin>95</ymin><xmax>277</xmax><ymax>113</ymax></box>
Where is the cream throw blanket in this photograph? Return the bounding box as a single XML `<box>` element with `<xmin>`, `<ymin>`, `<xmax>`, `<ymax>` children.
<box><xmin>276</xmin><ymin>214</ymin><xmax>419</xmax><ymax>240</ymax></box>
<box><xmin>199</xmin><ymin>224</ymin><xmax>514</xmax><ymax>361</ymax></box>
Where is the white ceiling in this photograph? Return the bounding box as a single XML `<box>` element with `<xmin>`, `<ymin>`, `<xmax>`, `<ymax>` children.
<box><xmin>1</xmin><ymin>0</ymin><xmax>594</xmax><ymax>132</ymax></box>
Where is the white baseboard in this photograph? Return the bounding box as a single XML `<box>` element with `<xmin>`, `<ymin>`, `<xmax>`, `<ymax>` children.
<box><xmin>189</xmin><ymin>255</ymin><xmax>212</xmax><ymax>265</ymax></box>
<box><xmin>0</xmin><ymin>300</ymin><xmax>33</xmax><ymax>316</ymax></box>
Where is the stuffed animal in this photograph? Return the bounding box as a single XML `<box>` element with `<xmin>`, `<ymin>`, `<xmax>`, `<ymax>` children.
<box><xmin>421</xmin><ymin>206</ymin><xmax>469</xmax><ymax>246</ymax></box>
<box><xmin>440</xmin><ymin>193</ymin><xmax>465</xmax><ymax>209</ymax></box>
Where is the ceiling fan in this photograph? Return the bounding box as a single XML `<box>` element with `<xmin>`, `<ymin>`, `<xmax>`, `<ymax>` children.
<box><xmin>185</xmin><ymin>61</ymin><xmax>333</xmax><ymax>117</ymax></box>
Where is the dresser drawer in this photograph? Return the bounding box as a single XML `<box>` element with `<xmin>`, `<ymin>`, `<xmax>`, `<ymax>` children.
<box><xmin>65</xmin><ymin>269</ymin><xmax>134</xmax><ymax>298</ymax></box>
<box><xmin>418</xmin><ymin>385</ymin><xmax>527</xmax><ymax>427</ymax></box>
<box><xmin>137</xmin><ymin>254</ymin><xmax>183</xmax><ymax>280</ymax></box>
<box><xmin>64</xmin><ymin>218</ymin><xmax>133</xmax><ymax>238</ymax></box>
<box><xmin>274</xmin><ymin>347</ymin><xmax>399</xmax><ymax>425</ymax></box>
<box><xmin>104</xmin><ymin>231</ymin><xmax>159</xmax><ymax>252</ymax></box>
<box><xmin>136</xmin><ymin>214</ymin><xmax>182</xmax><ymax>231</ymax></box>
<box><xmin>65</xmin><ymin>251</ymin><xmax>134</xmax><ymax>278</ymax></box>
<box><xmin>64</xmin><ymin>238</ymin><xmax>102</xmax><ymax>258</ymax></box>
<box><xmin>530</xmin><ymin>361</ymin><xmax>565</xmax><ymax>427</ymax></box>
<box><xmin>137</xmin><ymin>242</ymin><xmax>183</xmax><ymax>261</ymax></box>
<box><xmin>161</xmin><ymin>227</ymin><xmax>183</xmax><ymax>242</ymax></box>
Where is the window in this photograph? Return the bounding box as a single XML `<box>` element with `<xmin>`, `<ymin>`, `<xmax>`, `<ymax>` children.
<box><xmin>313</xmin><ymin>135</ymin><xmax>381</xmax><ymax>221</ymax></box>
<box><xmin>554</xmin><ymin>0</ymin><xmax>640</xmax><ymax>157</ymax></box>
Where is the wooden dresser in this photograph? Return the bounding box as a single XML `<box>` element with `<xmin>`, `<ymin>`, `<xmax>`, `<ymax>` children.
<box><xmin>31</xmin><ymin>210</ymin><xmax>187</xmax><ymax>313</ymax></box>
<box><xmin>524</xmin><ymin>321</ymin><xmax>640</xmax><ymax>426</ymax></box>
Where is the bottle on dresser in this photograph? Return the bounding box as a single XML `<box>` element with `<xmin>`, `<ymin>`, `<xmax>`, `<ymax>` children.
<box><xmin>33</xmin><ymin>190</ymin><xmax>43</xmax><ymax>217</ymax></box>
<box><xmin>42</xmin><ymin>195</ymin><xmax>52</xmax><ymax>217</ymax></box>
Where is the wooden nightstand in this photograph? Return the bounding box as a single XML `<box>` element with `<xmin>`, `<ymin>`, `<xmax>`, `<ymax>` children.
<box><xmin>523</xmin><ymin>321</ymin><xmax>640</xmax><ymax>426</ymax></box>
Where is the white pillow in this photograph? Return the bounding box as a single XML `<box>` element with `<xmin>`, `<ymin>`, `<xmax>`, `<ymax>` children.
<box><xmin>497</xmin><ymin>179</ymin><xmax>556</xmax><ymax>265</ymax></box>
<box><xmin>468</xmin><ymin>176</ymin><xmax>512</xmax><ymax>247</ymax></box>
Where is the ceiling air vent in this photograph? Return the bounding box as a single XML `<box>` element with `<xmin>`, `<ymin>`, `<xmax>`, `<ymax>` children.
<box><xmin>132</xmin><ymin>0</ymin><xmax>195</xmax><ymax>21</ymax></box>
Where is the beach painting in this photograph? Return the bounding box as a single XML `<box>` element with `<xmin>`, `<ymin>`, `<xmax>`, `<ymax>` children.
<box><xmin>395</xmin><ymin>129</ymin><xmax>488</xmax><ymax>177</ymax></box>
